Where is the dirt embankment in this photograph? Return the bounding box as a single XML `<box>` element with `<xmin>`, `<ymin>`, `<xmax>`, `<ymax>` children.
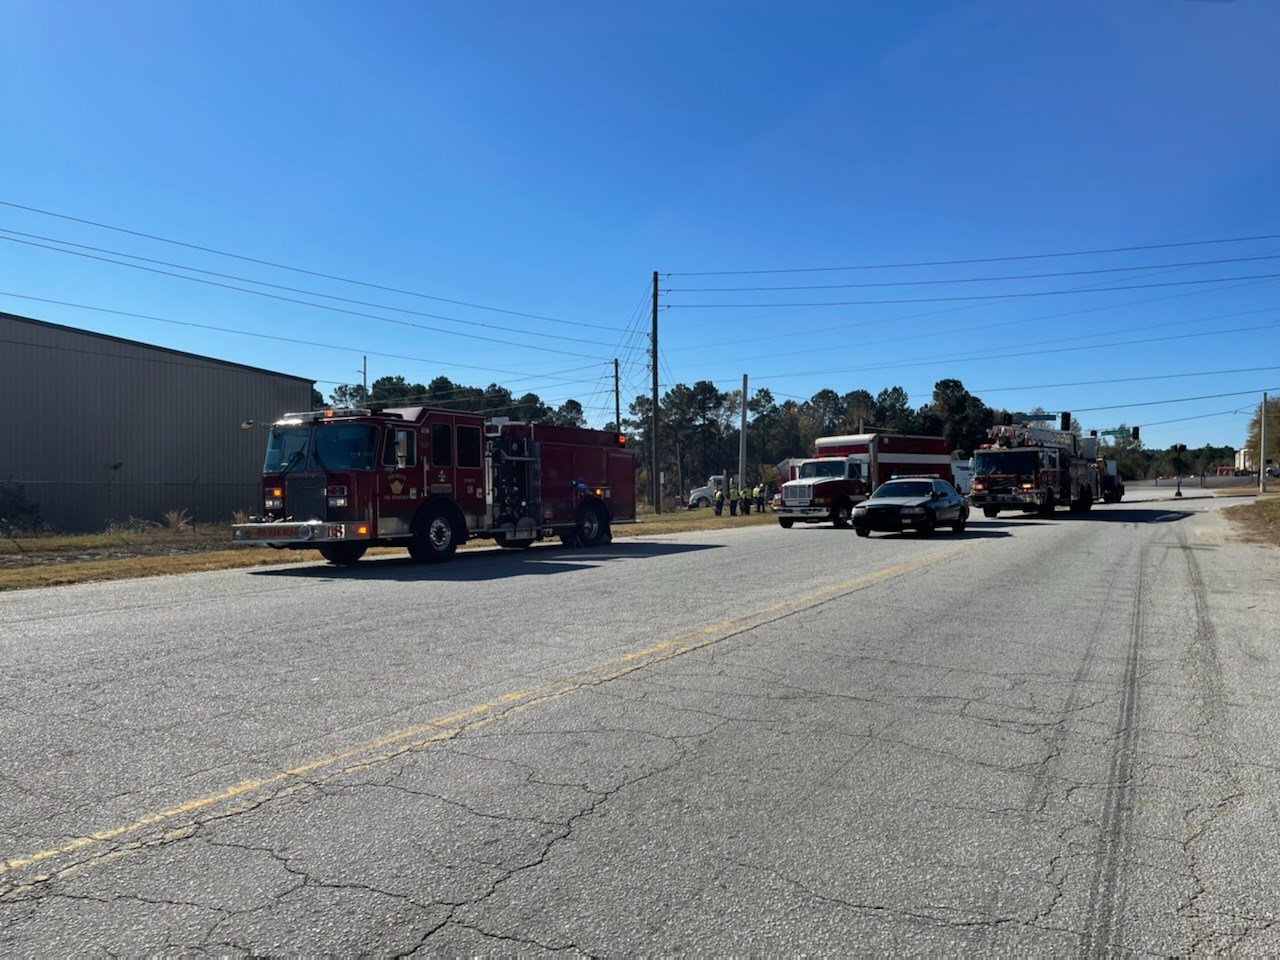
<box><xmin>1223</xmin><ymin>496</ymin><xmax>1280</xmax><ymax>548</ymax></box>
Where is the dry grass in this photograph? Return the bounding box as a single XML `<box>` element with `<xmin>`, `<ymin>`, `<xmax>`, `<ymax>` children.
<box><xmin>1224</xmin><ymin>496</ymin><xmax>1280</xmax><ymax>548</ymax></box>
<box><xmin>0</xmin><ymin>507</ymin><xmax>782</xmax><ymax>592</ymax></box>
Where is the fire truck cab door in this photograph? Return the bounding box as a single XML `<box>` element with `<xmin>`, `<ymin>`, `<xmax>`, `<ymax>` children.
<box><xmin>377</xmin><ymin>425</ymin><xmax>420</xmax><ymax>538</ymax></box>
<box><xmin>423</xmin><ymin>414</ymin><xmax>486</xmax><ymax>531</ymax></box>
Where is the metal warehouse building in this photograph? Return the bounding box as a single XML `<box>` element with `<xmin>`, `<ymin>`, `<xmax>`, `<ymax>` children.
<box><xmin>1</xmin><ymin>312</ymin><xmax>314</xmax><ymax>531</ymax></box>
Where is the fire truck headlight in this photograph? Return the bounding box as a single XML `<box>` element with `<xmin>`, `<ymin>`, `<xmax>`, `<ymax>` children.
<box><xmin>327</xmin><ymin>497</ymin><xmax>348</xmax><ymax>508</ymax></box>
<box><xmin>1020</xmin><ymin>483</ymin><xmax>1034</xmax><ymax>490</ymax></box>
<box><xmin>264</xmin><ymin>498</ymin><xmax>283</xmax><ymax>510</ymax></box>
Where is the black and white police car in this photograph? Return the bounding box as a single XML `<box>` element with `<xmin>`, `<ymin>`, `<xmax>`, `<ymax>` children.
<box><xmin>852</xmin><ymin>476</ymin><xmax>969</xmax><ymax>538</ymax></box>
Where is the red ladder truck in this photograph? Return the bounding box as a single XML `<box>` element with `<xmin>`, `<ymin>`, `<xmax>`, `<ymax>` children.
<box><xmin>232</xmin><ymin>406</ymin><xmax>635</xmax><ymax>564</ymax></box>
<box><xmin>969</xmin><ymin>422</ymin><xmax>1100</xmax><ymax>518</ymax></box>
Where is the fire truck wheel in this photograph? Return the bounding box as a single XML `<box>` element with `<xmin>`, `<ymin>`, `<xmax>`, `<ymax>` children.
<box><xmin>831</xmin><ymin>499</ymin><xmax>852</xmax><ymax>528</ymax></box>
<box><xmin>575</xmin><ymin>503</ymin><xmax>610</xmax><ymax>548</ymax></box>
<box><xmin>318</xmin><ymin>543</ymin><xmax>367</xmax><ymax>566</ymax></box>
<box><xmin>983</xmin><ymin>507</ymin><xmax>1000</xmax><ymax>518</ymax></box>
<box><xmin>408</xmin><ymin>506</ymin><xmax>458</xmax><ymax>563</ymax></box>
<box><xmin>1037</xmin><ymin>491</ymin><xmax>1056</xmax><ymax>517</ymax></box>
<box><xmin>778</xmin><ymin>519</ymin><xmax>794</xmax><ymax>529</ymax></box>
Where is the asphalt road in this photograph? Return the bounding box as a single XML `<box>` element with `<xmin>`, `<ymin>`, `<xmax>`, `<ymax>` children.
<box><xmin>2</xmin><ymin>489</ymin><xmax>1278</xmax><ymax>955</ymax></box>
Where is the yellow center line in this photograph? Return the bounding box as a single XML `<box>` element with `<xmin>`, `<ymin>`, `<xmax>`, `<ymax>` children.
<box><xmin>0</xmin><ymin>544</ymin><xmax>968</xmax><ymax>883</ymax></box>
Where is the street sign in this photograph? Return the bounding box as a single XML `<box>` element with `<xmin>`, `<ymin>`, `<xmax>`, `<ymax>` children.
<box><xmin>1097</xmin><ymin>428</ymin><xmax>1129</xmax><ymax>436</ymax></box>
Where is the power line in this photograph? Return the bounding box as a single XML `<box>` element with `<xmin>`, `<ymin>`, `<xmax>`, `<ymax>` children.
<box><xmin>0</xmin><ymin>235</ymin><xmax>611</xmax><ymax>359</ymax></box>
<box><xmin>678</xmin><ymin>305</ymin><xmax>1279</xmax><ymax>370</ymax></box>
<box><xmin>748</xmin><ymin>320</ymin><xmax>1280</xmax><ymax>382</ymax></box>
<box><xmin>1137</xmin><ymin>407</ymin><xmax>1255</xmax><ymax>429</ymax></box>
<box><xmin>968</xmin><ymin>365</ymin><xmax>1280</xmax><ymax>396</ymax></box>
<box><xmin>1068</xmin><ymin>387</ymin><xmax>1280</xmax><ymax>415</ymax></box>
<box><xmin>665</xmin><ymin>261</ymin><xmax>1280</xmax><ymax>356</ymax></box>
<box><xmin>666</xmin><ymin>273</ymin><xmax>1280</xmax><ymax>308</ymax></box>
<box><xmin>0</xmin><ymin>228</ymin><xmax>623</xmax><ymax>345</ymax></box>
<box><xmin>0</xmin><ymin>292</ymin><xmax>610</xmax><ymax>384</ymax></box>
<box><xmin>666</xmin><ymin>233</ymin><xmax>1280</xmax><ymax>276</ymax></box>
<box><xmin>666</xmin><ymin>253</ymin><xmax>1280</xmax><ymax>292</ymax></box>
<box><xmin>0</xmin><ymin>198</ymin><xmax>611</xmax><ymax>330</ymax></box>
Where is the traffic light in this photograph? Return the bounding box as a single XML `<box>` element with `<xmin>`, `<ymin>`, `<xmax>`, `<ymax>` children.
<box><xmin>1090</xmin><ymin>429</ymin><xmax>1098</xmax><ymax>437</ymax></box>
<box><xmin>1131</xmin><ymin>426</ymin><xmax>1140</xmax><ymax>441</ymax></box>
<box><xmin>1060</xmin><ymin>411</ymin><xmax>1071</xmax><ymax>431</ymax></box>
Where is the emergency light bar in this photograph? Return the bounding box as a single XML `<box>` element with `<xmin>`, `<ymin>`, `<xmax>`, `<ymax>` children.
<box><xmin>277</xmin><ymin>408</ymin><xmax>373</xmax><ymax>423</ymax></box>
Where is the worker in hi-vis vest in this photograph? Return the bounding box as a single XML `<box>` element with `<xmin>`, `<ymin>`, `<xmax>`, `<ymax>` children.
<box><xmin>728</xmin><ymin>484</ymin><xmax>739</xmax><ymax>516</ymax></box>
<box><xmin>713</xmin><ymin>487</ymin><xmax>725</xmax><ymax>516</ymax></box>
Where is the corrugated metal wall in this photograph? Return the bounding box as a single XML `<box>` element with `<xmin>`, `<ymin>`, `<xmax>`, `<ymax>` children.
<box><xmin>0</xmin><ymin>313</ymin><xmax>313</xmax><ymax>531</ymax></box>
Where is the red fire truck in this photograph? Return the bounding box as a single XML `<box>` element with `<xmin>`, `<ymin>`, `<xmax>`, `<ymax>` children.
<box><xmin>775</xmin><ymin>433</ymin><xmax>953</xmax><ymax>528</ymax></box>
<box><xmin>968</xmin><ymin>423</ymin><xmax>1100</xmax><ymax>518</ymax></box>
<box><xmin>232</xmin><ymin>406</ymin><xmax>635</xmax><ymax>564</ymax></box>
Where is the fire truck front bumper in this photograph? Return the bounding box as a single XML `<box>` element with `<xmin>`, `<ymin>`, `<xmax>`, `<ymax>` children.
<box><xmin>970</xmin><ymin>491</ymin><xmax>1040</xmax><ymax>507</ymax></box>
<box><xmin>232</xmin><ymin>520</ymin><xmax>373</xmax><ymax>546</ymax></box>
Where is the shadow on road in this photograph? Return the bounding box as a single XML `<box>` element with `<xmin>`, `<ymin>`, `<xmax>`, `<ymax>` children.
<box><xmin>994</xmin><ymin>505</ymin><xmax>1195</xmax><ymax>525</ymax></box>
<box><xmin>250</xmin><ymin>540</ymin><xmax>721</xmax><ymax>582</ymax></box>
<box><xmin>861</xmin><ymin>525</ymin><xmax>1013</xmax><ymax>540</ymax></box>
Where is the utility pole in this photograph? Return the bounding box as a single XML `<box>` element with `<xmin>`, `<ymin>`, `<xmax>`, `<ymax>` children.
<box><xmin>1263</xmin><ymin>391</ymin><xmax>1269</xmax><ymax>494</ymax></box>
<box><xmin>362</xmin><ymin>355</ymin><xmax>368</xmax><ymax>400</ymax></box>
<box><xmin>651</xmin><ymin>271</ymin><xmax>661</xmax><ymax>513</ymax></box>
<box><xmin>613</xmin><ymin>358</ymin><xmax>621</xmax><ymax>433</ymax></box>
<box><xmin>738</xmin><ymin>373</ymin><xmax>748</xmax><ymax>493</ymax></box>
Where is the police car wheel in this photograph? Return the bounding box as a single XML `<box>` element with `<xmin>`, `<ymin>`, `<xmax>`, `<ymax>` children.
<box><xmin>778</xmin><ymin>519</ymin><xmax>794</xmax><ymax>529</ymax></box>
<box><xmin>855</xmin><ymin>527</ymin><xmax>871</xmax><ymax>538</ymax></box>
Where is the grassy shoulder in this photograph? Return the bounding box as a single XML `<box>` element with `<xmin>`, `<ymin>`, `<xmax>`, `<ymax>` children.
<box><xmin>0</xmin><ymin>507</ymin><xmax>780</xmax><ymax>592</ymax></box>
<box><xmin>1223</xmin><ymin>496</ymin><xmax>1280</xmax><ymax>548</ymax></box>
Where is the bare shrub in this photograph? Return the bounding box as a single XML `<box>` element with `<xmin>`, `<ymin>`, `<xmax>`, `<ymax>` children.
<box><xmin>231</xmin><ymin>509</ymin><xmax>249</xmax><ymax>525</ymax></box>
<box><xmin>163</xmin><ymin>509</ymin><xmax>192</xmax><ymax>532</ymax></box>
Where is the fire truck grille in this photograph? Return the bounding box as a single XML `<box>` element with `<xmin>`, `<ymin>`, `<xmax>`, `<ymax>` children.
<box><xmin>286</xmin><ymin>476</ymin><xmax>326</xmax><ymax>520</ymax></box>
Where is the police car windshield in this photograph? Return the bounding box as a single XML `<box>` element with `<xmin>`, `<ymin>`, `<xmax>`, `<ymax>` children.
<box><xmin>873</xmin><ymin>480</ymin><xmax>933</xmax><ymax>499</ymax></box>
<box><xmin>798</xmin><ymin>461</ymin><xmax>845</xmax><ymax>479</ymax></box>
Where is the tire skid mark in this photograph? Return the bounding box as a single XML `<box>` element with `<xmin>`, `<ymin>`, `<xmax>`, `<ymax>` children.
<box><xmin>1081</xmin><ymin>544</ymin><xmax>1146</xmax><ymax>958</ymax></box>
<box><xmin>1175</xmin><ymin>526</ymin><xmax>1249</xmax><ymax>954</ymax></box>
<box><xmin>1024</xmin><ymin>537</ymin><xmax>1138</xmax><ymax>819</ymax></box>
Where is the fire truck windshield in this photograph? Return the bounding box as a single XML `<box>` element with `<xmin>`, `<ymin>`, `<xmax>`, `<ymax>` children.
<box><xmin>798</xmin><ymin>461</ymin><xmax>845</xmax><ymax>479</ymax></box>
<box><xmin>973</xmin><ymin>450</ymin><xmax>1039</xmax><ymax>476</ymax></box>
<box><xmin>264</xmin><ymin>426</ymin><xmax>309</xmax><ymax>474</ymax></box>
<box><xmin>313</xmin><ymin>424</ymin><xmax>378</xmax><ymax>471</ymax></box>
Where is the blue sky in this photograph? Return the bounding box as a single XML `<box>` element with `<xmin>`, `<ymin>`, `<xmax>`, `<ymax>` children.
<box><xmin>2</xmin><ymin>0</ymin><xmax>1278</xmax><ymax>447</ymax></box>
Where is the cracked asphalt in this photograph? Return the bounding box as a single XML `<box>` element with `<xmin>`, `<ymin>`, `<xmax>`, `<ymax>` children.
<box><xmin>2</xmin><ymin>489</ymin><xmax>1279</xmax><ymax>955</ymax></box>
